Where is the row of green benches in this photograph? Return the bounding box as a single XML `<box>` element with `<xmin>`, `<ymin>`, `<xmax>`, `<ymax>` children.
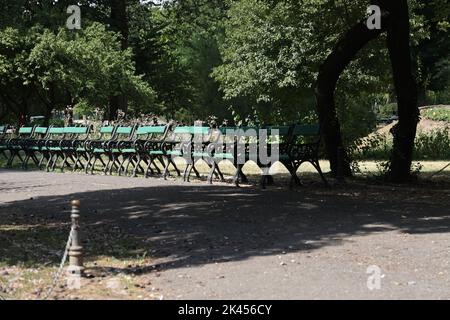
<box><xmin>0</xmin><ymin>123</ymin><xmax>327</xmax><ymax>188</ymax></box>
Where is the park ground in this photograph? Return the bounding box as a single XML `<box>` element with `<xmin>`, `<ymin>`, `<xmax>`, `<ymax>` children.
<box><xmin>0</xmin><ymin>161</ymin><xmax>449</xmax><ymax>300</ymax></box>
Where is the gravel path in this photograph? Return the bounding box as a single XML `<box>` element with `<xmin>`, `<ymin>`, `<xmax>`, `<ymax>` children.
<box><xmin>1</xmin><ymin>169</ymin><xmax>449</xmax><ymax>299</ymax></box>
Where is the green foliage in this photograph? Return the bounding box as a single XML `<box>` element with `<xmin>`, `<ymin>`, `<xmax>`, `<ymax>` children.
<box><xmin>424</xmin><ymin>90</ymin><xmax>450</xmax><ymax>106</ymax></box>
<box><xmin>0</xmin><ymin>26</ymin><xmax>43</xmax><ymax>122</ymax></box>
<box><xmin>49</xmin><ymin>118</ymin><xmax>65</xmax><ymax>127</ymax></box>
<box><xmin>212</xmin><ymin>0</ymin><xmax>450</xmax><ymax>152</ymax></box>
<box><xmin>73</xmin><ymin>99</ymin><xmax>93</xmax><ymax>117</ymax></box>
<box><xmin>415</xmin><ymin>129</ymin><xmax>450</xmax><ymax>159</ymax></box>
<box><xmin>0</xmin><ymin>0</ymin><xmax>448</xmax><ymax>140</ymax></box>
<box><xmin>413</xmin><ymin>0</ymin><xmax>450</xmax><ymax>103</ymax></box>
<box><xmin>213</xmin><ymin>0</ymin><xmax>390</xmax><ymax>138</ymax></box>
<box><xmin>132</xmin><ymin>7</ymin><xmax>196</xmax><ymax>120</ymax></box>
<box><xmin>0</xmin><ymin>22</ymin><xmax>155</xmax><ymax>123</ymax></box>
<box><xmin>336</xmin><ymin>91</ymin><xmax>378</xmax><ymax>145</ymax></box>
<box><xmin>378</xmin><ymin>103</ymin><xmax>398</xmax><ymax>118</ymax></box>
<box><xmin>422</xmin><ymin>107</ymin><xmax>450</xmax><ymax>122</ymax></box>
<box><xmin>151</xmin><ymin>0</ymin><xmax>229</xmax><ymax>121</ymax></box>
<box><xmin>351</xmin><ymin>133</ymin><xmax>393</xmax><ymax>161</ymax></box>
<box><xmin>213</xmin><ymin>0</ymin><xmax>322</xmax><ymax>106</ymax></box>
<box><xmin>33</xmin><ymin>23</ymin><xmax>155</xmax><ymax>109</ymax></box>
<box><xmin>352</xmin><ymin>128</ymin><xmax>450</xmax><ymax>161</ymax></box>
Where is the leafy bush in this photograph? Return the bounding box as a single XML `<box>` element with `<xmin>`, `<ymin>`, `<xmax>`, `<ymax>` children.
<box><xmin>336</xmin><ymin>92</ymin><xmax>378</xmax><ymax>145</ymax></box>
<box><xmin>414</xmin><ymin>129</ymin><xmax>450</xmax><ymax>159</ymax></box>
<box><xmin>425</xmin><ymin>89</ymin><xmax>450</xmax><ymax>105</ymax></box>
<box><xmin>351</xmin><ymin>128</ymin><xmax>450</xmax><ymax>160</ymax></box>
<box><xmin>421</xmin><ymin>107</ymin><xmax>450</xmax><ymax>122</ymax></box>
<box><xmin>377</xmin><ymin>103</ymin><xmax>398</xmax><ymax>118</ymax></box>
<box><xmin>350</xmin><ymin>133</ymin><xmax>392</xmax><ymax>161</ymax></box>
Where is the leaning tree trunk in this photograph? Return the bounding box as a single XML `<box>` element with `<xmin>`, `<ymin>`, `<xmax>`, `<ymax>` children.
<box><xmin>314</xmin><ymin>13</ymin><xmax>389</xmax><ymax>178</ymax></box>
<box><xmin>385</xmin><ymin>0</ymin><xmax>419</xmax><ymax>182</ymax></box>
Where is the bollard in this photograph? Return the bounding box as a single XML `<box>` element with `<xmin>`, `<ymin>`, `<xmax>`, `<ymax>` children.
<box><xmin>67</xmin><ymin>200</ymin><xmax>84</xmax><ymax>277</ymax></box>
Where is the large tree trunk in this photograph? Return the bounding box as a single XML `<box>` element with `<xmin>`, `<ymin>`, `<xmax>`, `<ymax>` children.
<box><xmin>315</xmin><ymin>0</ymin><xmax>418</xmax><ymax>182</ymax></box>
<box><xmin>109</xmin><ymin>0</ymin><xmax>129</xmax><ymax>120</ymax></box>
<box><xmin>108</xmin><ymin>94</ymin><xmax>128</xmax><ymax>121</ymax></box>
<box><xmin>314</xmin><ymin>15</ymin><xmax>388</xmax><ymax>178</ymax></box>
<box><xmin>385</xmin><ymin>0</ymin><xmax>419</xmax><ymax>182</ymax></box>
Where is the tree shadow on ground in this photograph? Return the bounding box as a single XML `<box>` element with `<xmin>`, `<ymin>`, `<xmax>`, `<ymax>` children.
<box><xmin>0</xmin><ymin>178</ymin><xmax>449</xmax><ymax>275</ymax></box>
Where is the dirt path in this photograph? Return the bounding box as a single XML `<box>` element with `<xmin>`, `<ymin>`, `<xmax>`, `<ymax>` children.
<box><xmin>1</xmin><ymin>169</ymin><xmax>450</xmax><ymax>299</ymax></box>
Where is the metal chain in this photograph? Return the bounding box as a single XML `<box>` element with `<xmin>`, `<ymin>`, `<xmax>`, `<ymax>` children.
<box><xmin>428</xmin><ymin>162</ymin><xmax>450</xmax><ymax>179</ymax></box>
<box><xmin>42</xmin><ymin>227</ymin><xmax>74</xmax><ymax>300</ymax></box>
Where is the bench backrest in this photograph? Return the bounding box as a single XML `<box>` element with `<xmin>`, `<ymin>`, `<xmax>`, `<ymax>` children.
<box><xmin>100</xmin><ymin>126</ymin><xmax>115</xmax><ymax>134</ymax></box>
<box><xmin>64</xmin><ymin>126</ymin><xmax>90</xmax><ymax>134</ymax></box>
<box><xmin>33</xmin><ymin>127</ymin><xmax>48</xmax><ymax>135</ymax></box>
<box><xmin>263</xmin><ymin>126</ymin><xmax>291</xmax><ymax>144</ymax></box>
<box><xmin>32</xmin><ymin>127</ymin><xmax>49</xmax><ymax>139</ymax></box>
<box><xmin>18</xmin><ymin>126</ymin><xmax>34</xmax><ymax>135</ymax></box>
<box><xmin>265</xmin><ymin>126</ymin><xmax>290</xmax><ymax>136</ymax></box>
<box><xmin>16</xmin><ymin>127</ymin><xmax>35</xmax><ymax>139</ymax></box>
<box><xmin>216</xmin><ymin>124</ymin><xmax>320</xmax><ymax>147</ymax></box>
<box><xmin>136</xmin><ymin>126</ymin><xmax>167</xmax><ymax>134</ymax></box>
<box><xmin>292</xmin><ymin>124</ymin><xmax>320</xmax><ymax>136</ymax></box>
<box><xmin>46</xmin><ymin>127</ymin><xmax>65</xmax><ymax>139</ymax></box>
<box><xmin>289</xmin><ymin>124</ymin><xmax>321</xmax><ymax>145</ymax></box>
<box><xmin>113</xmin><ymin>126</ymin><xmax>136</xmax><ymax>141</ymax></box>
<box><xmin>168</xmin><ymin>126</ymin><xmax>211</xmax><ymax>143</ymax></box>
<box><xmin>88</xmin><ymin>125</ymin><xmax>116</xmax><ymax>140</ymax></box>
<box><xmin>218</xmin><ymin>126</ymin><xmax>262</xmax><ymax>145</ymax></box>
<box><xmin>135</xmin><ymin>125</ymin><xmax>168</xmax><ymax>140</ymax></box>
<box><xmin>63</xmin><ymin>126</ymin><xmax>91</xmax><ymax>140</ymax></box>
<box><xmin>174</xmin><ymin>126</ymin><xmax>210</xmax><ymax>135</ymax></box>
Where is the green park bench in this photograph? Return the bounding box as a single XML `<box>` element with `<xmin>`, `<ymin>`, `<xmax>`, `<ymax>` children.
<box><xmin>84</xmin><ymin>125</ymin><xmax>117</xmax><ymax>174</ymax></box>
<box><xmin>0</xmin><ymin>121</ymin><xmax>328</xmax><ymax>188</ymax></box>
<box><xmin>0</xmin><ymin>125</ymin><xmax>8</xmax><ymax>159</ymax></box>
<box><xmin>182</xmin><ymin>125</ymin><xmax>214</xmax><ymax>182</ymax></box>
<box><xmin>206</xmin><ymin>124</ymin><xmax>326</xmax><ymax>188</ymax></box>
<box><xmin>40</xmin><ymin>127</ymin><xmax>65</xmax><ymax>171</ymax></box>
<box><xmin>60</xmin><ymin>126</ymin><xmax>92</xmax><ymax>172</ymax></box>
<box><xmin>206</xmin><ymin>125</ymin><xmax>285</xmax><ymax>187</ymax></box>
<box><xmin>207</xmin><ymin>126</ymin><xmax>261</xmax><ymax>186</ymax></box>
<box><xmin>1</xmin><ymin>125</ymin><xmax>49</xmax><ymax>169</ymax></box>
<box><xmin>21</xmin><ymin>126</ymin><xmax>49</xmax><ymax>169</ymax></box>
<box><xmin>84</xmin><ymin>124</ymin><xmax>171</xmax><ymax>177</ymax></box>
<box><xmin>43</xmin><ymin>126</ymin><xmax>91</xmax><ymax>172</ymax></box>
<box><xmin>257</xmin><ymin>125</ymin><xmax>292</xmax><ymax>188</ymax></box>
<box><xmin>103</xmin><ymin>125</ymin><xmax>137</xmax><ymax>175</ymax></box>
<box><xmin>160</xmin><ymin>125</ymin><xmax>210</xmax><ymax>180</ymax></box>
<box><xmin>125</xmin><ymin>125</ymin><xmax>170</xmax><ymax>178</ymax></box>
<box><xmin>6</xmin><ymin>126</ymin><xmax>35</xmax><ymax>166</ymax></box>
<box><xmin>282</xmin><ymin>124</ymin><xmax>328</xmax><ymax>188</ymax></box>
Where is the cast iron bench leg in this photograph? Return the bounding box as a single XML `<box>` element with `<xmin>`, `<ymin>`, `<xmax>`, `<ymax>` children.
<box><xmin>183</xmin><ymin>162</ymin><xmax>191</xmax><ymax>182</ymax></box>
<box><xmin>162</xmin><ymin>157</ymin><xmax>171</xmax><ymax>180</ymax></box>
<box><xmin>207</xmin><ymin>161</ymin><xmax>216</xmax><ymax>184</ymax></box>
